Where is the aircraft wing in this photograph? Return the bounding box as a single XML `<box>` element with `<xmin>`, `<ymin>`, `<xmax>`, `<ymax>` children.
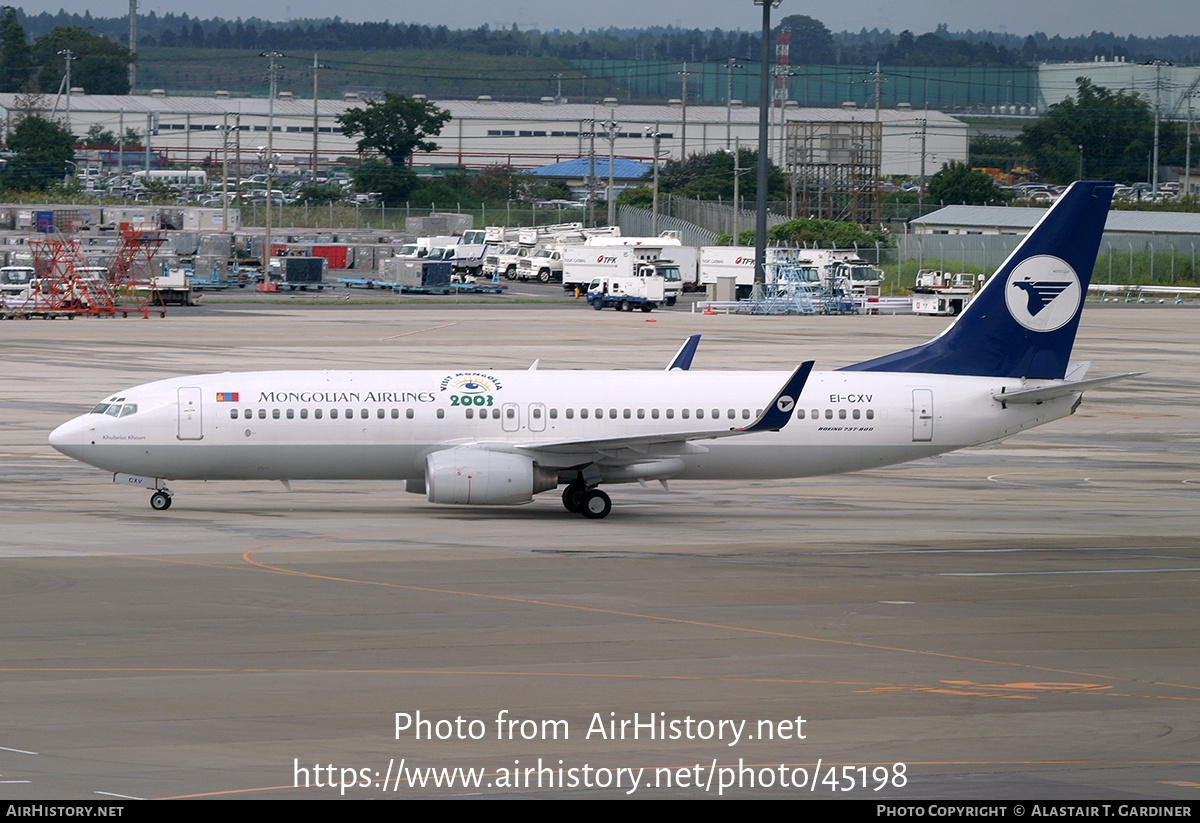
<box><xmin>993</xmin><ymin>372</ymin><xmax>1144</xmax><ymax>404</ymax></box>
<box><xmin>515</xmin><ymin>361</ymin><xmax>814</xmax><ymax>456</ymax></box>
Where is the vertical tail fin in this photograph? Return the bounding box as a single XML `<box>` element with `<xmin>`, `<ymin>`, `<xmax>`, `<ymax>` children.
<box><xmin>843</xmin><ymin>181</ymin><xmax>1114</xmax><ymax>379</ymax></box>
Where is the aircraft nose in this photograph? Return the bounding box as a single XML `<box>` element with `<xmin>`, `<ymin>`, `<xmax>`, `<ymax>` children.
<box><xmin>49</xmin><ymin>416</ymin><xmax>86</xmax><ymax>458</ymax></box>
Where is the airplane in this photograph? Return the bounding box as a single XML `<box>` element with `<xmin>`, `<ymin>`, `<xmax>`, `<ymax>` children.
<box><xmin>49</xmin><ymin>181</ymin><xmax>1139</xmax><ymax>520</ymax></box>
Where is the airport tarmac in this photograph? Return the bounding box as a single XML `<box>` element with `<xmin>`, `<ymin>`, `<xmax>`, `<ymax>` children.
<box><xmin>1</xmin><ymin>303</ymin><xmax>1197</xmax><ymax>799</ymax></box>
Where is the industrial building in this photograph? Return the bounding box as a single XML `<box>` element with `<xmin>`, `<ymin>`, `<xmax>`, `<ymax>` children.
<box><xmin>0</xmin><ymin>91</ymin><xmax>968</xmax><ymax>179</ymax></box>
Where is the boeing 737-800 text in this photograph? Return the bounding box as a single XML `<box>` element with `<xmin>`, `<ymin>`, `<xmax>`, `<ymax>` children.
<box><xmin>49</xmin><ymin>181</ymin><xmax>1136</xmax><ymax>519</ymax></box>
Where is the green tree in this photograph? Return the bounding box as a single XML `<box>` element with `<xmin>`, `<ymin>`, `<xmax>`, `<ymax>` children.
<box><xmin>338</xmin><ymin>92</ymin><xmax>451</xmax><ymax>168</ymax></box>
<box><xmin>927</xmin><ymin>160</ymin><xmax>1006</xmax><ymax>205</ymax></box>
<box><xmin>0</xmin><ymin>6</ymin><xmax>32</xmax><ymax>93</ymax></box>
<box><xmin>32</xmin><ymin>26</ymin><xmax>135</xmax><ymax>94</ymax></box>
<box><xmin>1019</xmin><ymin>78</ymin><xmax>1184</xmax><ymax>185</ymax></box>
<box><xmin>767</xmin><ymin>218</ymin><xmax>892</xmax><ymax>248</ymax></box>
<box><xmin>82</xmin><ymin>123</ymin><xmax>116</xmax><ymax>146</ymax></box>
<box><xmin>775</xmin><ymin>15</ymin><xmax>834</xmax><ymax>65</ymax></box>
<box><xmin>2</xmin><ymin>114</ymin><xmax>74</xmax><ymax>190</ymax></box>
<box><xmin>348</xmin><ymin>158</ymin><xmax>416</xmax><ymax>204</ymax></box>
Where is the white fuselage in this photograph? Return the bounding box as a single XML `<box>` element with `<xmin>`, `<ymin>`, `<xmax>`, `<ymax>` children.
<box><xmin>48</xmin><ymin>368</ymin><xmax>1078</xmax><ymax>486</ymax></box>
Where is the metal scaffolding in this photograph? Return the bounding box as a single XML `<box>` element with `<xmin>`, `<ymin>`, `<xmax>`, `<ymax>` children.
<box><xmin>786</xmin><ymin>120</ymin><xmax>882</xmax><ymax>226</ymax></box>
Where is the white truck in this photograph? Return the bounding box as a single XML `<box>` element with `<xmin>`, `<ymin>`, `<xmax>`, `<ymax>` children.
<box><xmin>566</xmin><ymin>247</ymin><xmax>680</xmax><ymax>307</ymax></box>
<box><xmin>585</xmin><ymin>265</ymin><xmax>668</xmax><ymax>312</ymax></box>
<box><xmin>801</xmin><ymin>249</ymin><xmax>885</xmax><ymax>297</ymax></box>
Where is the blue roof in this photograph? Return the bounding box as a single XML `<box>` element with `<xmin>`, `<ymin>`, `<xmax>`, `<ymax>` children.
<box><xmin>524</xmin><ymin>158</ymin><xmax>650</xmax><ymax>180</ymax></box>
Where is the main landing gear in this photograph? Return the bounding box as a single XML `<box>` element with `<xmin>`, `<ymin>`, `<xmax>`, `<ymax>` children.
<box><xmin>149</xmin><ymin>489</ymin><xmax>173</xmax><ymax>510</ymax></box>
<box><xmin>561</xmin><ymin>481</ymin><xmax>612</xmax><ymax>520</ymax></box>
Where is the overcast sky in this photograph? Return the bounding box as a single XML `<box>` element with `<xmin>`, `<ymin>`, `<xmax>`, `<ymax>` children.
<box><xmin>20</xmin><ymin>0</ymin><xmax>1197</xmax><ymax>39</ymax></box>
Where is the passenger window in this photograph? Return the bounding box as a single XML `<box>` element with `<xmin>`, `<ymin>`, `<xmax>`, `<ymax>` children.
<box><xmin>838</xmin><ymin>409</ymin><xmax>847</xmax><ymax>419</ymax></box>
<box><xmin>622</xmin><ymin>409</ymin><xmax>631</xmax><ymax>419</ymax></box>
<box><xmin>258</xmin><ymin>409</ymin><xmax>267</xmax><ymax>419</ymax></box>
<box><xmin>696</xmin><ymin>409</ymin><xmax>704</xmax><ymax>419</ymax></box>
<box><xmin>566</xmin><ymin>408</ymin><xmax>575</xmax><ymax>419</ymax></box>
<box><xmin>286</xmin><ymin>409</ymin><xmax>294</xmax><ymax>419</ymax></box>
<box><xmin>406</xmin><ymin>409</ymin><xmax>414</xmax><ymax>419</ymax></box>
<box><xmin>866</xmin><ymin>409</ymin><xmax>875</xmax><ymax>420</ymax></box>
<box><xmin>824</xmin><ymin>409</ymin><xmax>833</xmax><ymax>419</ymax></box>
<box><xmin>315</xmin><ymin>409</ymin><xmax>323</xmax><ymax>419</ymax></box>
<box><xmin>230</xmin><ymin>409</ymin><xmax>239</xmax><ymax>419</ymax></box>
<box><xmin>666</xmin><ymin>409</ymin><xmax>674</xmax><ymax>419</ymax></box>
<box><xmin>301</xmin><ymin>409</ymin><xmax>308</xmax><ymax>419</ymax></box>
<box><xmin>492</xmin><ymin>408</ymin><xmax>500</xmax><ymax>419</ymax></box>
<box><xmin>650</xmin><ymin>409</ymin><xmax>658</xmax><ymax>419</ymax></box>
<box><xmin>391</xmin><ymin>409</ymin><xmax>398</xmax><ymax>419</ymax></box>
<box><xmin>465</xmin><ymin>407</ymin><xmax>474</xmax><ymax>419</ymax></box>
<box><xmin>852</xmin><ymin>409</ymin><xmax>860</xmax><ymax>419</ymax></box>
<box><xmin>331</xmin><ymin>409</ymin><xmax>339</xmax><ymax>419</ymax></box>
<box><xmin>358</xmin><ymin>409</ymin><xmax>366</xmax><ymax>419</ymax></box>
<box><xmin>377</xmin><ymin>409</ymin><xmax>385</xmax><ymax>419</ymax></box>
<box><xmin>609</xmin><ymin>409</ymin><xmax>617</xmax><ymax>419</ymax></box>
<box><xmin>272</xmin><ymin>409</ymin><xmax>280</xmax><ymax>419</ymax></box>
<box><xmin>580</xmin><ymin>408</ymin><xmax>589</xmax><ymax>419</ymax></box>
<box><xmin>796</xmin><ymin>409</ymin><xmax>804</xmax><ymax>419</ymax></box>
<box><xmin>712</xmin><ymin>409</ymin><xmax>719</xmax><ymax>419</ymax></box>
<box><xmin>505</xmin><ymin>408</ymin><xmax>515</xmax><ymax>419</ymax></box>
<box><xmin>243</xmin><ymin>409</ymin><xmax>250</xmax><ymax>418</ymax></box>
<box><xmin>681</xmin><ymin>409</ymin><xmax>690</xmax><ymax>419</ymax></box>
<box><xmin>727</xmin><ymin>409</ymin><xmax>735</xmax><ymax>419</ymax></box>
<box><xmin>533</xmin><ymin>408</ymin><xmax>542</xmax><ymax>419</ymax></box>
<box><xmin>742</xmin><ymin>409</ymin><xmax>750</xmax><ymax>419</ymax></box>
<box><xmin>437</xmin><ymin>409</ymin><xmax>445</xmax><ymax>419</ymax></box>
<box><xmin>549</xmin><ymin>409</ymin><xmax>557</xmax><ymax>419</ymax></box>
<box><xmin>811</xmin><ymin>409</ymin><xmax>818</xmax><ymax>418</ymax></box>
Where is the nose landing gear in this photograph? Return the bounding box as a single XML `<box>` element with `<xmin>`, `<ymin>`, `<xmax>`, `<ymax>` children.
<box><xmin>150</xmin><ymin>490</ymin><xmax>173</xmax><ymax>510</ymax></box>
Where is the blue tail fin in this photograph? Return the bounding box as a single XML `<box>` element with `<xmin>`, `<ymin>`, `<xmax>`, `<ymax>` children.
<box><xmin>843</xmin><ymin>181</ymin><xmax>1114</xmax><ymax>379</ymax></box>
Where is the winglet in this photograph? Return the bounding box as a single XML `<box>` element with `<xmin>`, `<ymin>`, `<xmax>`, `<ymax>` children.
<box><xmin>738</xmin><ymin>361</ymin><xmax>814</xmax><ymax>433</ymax></box>
<box><xmin>666</xmin><ymin>334</ymin><xmax>701</xmax><ymax>371</ymax></box>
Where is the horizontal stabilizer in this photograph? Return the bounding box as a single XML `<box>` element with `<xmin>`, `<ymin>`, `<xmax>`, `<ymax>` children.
<box><xmin>993</xmin><ymin>372</ymin><xmax>1143</xmax><ymax>405</ymax></box>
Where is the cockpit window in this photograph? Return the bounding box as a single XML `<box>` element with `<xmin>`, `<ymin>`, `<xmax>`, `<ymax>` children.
<box><xmin>91</xmin><ymin>402</ymin><xmax>137</xmax><ymax>417</ymax></box>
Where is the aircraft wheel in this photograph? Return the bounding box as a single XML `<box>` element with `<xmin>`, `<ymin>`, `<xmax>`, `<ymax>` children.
<box><xmin>150</xmin><ymin>491</ymin><xmax>172</xmax><ymax>511</ymax></box>
<box><xmin>562</xmin><ymin>482</ymin><xmax>586</xmax><ymax>513</ymax></box>
<box><xmin>580</xmin><ymin>489</ymin><xmax>611</xmax><ymax>520</ymax></box>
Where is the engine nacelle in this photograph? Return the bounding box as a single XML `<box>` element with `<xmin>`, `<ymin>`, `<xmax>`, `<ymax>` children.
<box><xmin>425</xmin><ymin>447</ymin><xmax>556</xmax><ymax>505</ymax></box>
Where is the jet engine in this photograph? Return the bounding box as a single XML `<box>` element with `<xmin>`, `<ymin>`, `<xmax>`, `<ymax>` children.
<box><xmin>424</xmin><ymin>447</ymin><xmax>557</xmax><ymax>505</ymax></box>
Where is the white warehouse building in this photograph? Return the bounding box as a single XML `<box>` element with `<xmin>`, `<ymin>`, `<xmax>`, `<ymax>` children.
<box><xmin>0</xmin><ymin>91</ymin><xmax>967</xmax><ymax>178</ymax></box>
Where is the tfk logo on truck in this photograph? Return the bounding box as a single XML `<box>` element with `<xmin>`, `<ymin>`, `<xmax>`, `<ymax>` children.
<box><xmin>596</xmin><ymin>256</ymin><xmax>618</xmax><ymax>264</ymax></box>
<box><xmin>1004</xmin><ymin>255</ymin><xmax>1081</xmax><ymax>332</ymax></box>
<box><xmin>440</xmin><ymin>372</ymin><xmax>504</xmax><ymax>407</ymax></box>
<box><xmin>734</xmin><ymin>257</ymin><xmax>755</xmax><ymax>266</ymax></box>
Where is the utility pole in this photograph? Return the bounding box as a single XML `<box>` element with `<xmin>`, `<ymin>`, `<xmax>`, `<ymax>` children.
<box><xmin>603</xmin><ymin>110</ymin><xmax>618</xmax><ymax>226</ymax></box>
<box><xmin>261</xmin><ymin>51</ymin><xmax>284</xmax><ymax>276</ymax></box>
<box><xmin>1151</xmin><ymin>60</ymin><xmax>1168</xmax><ymax>194</ymax></box>
<box><xmin>677</xmin><ymin>62</ymin><xmax>690</xmax><ymax>158</ymax></box>
<box><xmin>726</xmin><ymin>58</ymin><xmax>741</xmax><ymax>150</ymax></box>
<box><xmin>312</xmin><ymin>54</ymin><xmax>329</xmax><ymax>180</ymax></box>
<box><xmin>586</xmin><ymin>114</ymin><xmax>597</xmax><ymax>228</ymax></box>
<box><xmin>127</xmin><ymin>0</ymin><xmax>137</xmax><ymax>91</ymax></box>
<box><xmin>57</xmin><ymin>50</ymin><xmax>75</xmax><ymax>133</ymax></box>
<box><xmin>646</xmin><ymin>122</ymin><xmax>662</xmax><ymax>235</ymax></box>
